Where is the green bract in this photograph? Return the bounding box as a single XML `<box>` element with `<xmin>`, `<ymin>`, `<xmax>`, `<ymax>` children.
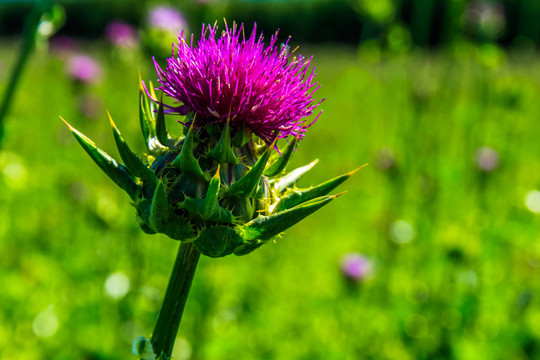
<box><xmin>62</xmin><ymin>85</ymin><xmax>358</xmax><ymax>258</ymax></box>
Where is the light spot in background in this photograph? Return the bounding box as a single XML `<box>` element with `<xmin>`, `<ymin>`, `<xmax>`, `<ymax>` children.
<box><xmin>32</xmin><ymin>305</ymin><xmax>59</xmax><ymax>338</ymax></box>
<box><xmin>96</xmin><ymin>193</ymin><xmax>120</xmax><ymax>222</ymax></box>
<box><xmin>104</xmin><ymin>272</ymin><xmax>130</xmax><ymax>299</ymax></box>
<box><xmin>38</xmin><ymin>21</ymin><xmax>54</xmax><ymax>37</ymax></box>
<box><xmin>0</xmin><ymin>152</ymin><xmax>28</xmax><ymax>188</ymax></box>
<box><xmin>172</xmin><ymin>337</ymin><xmax>192</xmax><ymax>360</ymax></box>
<box><xmin>212</xmin><ymin>308</ymin><xmax>238</xmax><ymax>331</ymax></box>
<box><xmin>390</xmin><ymin>220</ymin><xmax>415</xmax><ymax>244</ymax></box>
<box><xmin>525</xmin><ymin>190</ymin><xmax>540</xmax><ymax>213</ymax></box>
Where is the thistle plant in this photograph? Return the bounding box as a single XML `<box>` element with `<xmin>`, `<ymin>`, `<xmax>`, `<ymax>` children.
<box><xmin>63</xmin><ymin>21</ymin><xmax>358</xmax><ymax>359</ymax></box>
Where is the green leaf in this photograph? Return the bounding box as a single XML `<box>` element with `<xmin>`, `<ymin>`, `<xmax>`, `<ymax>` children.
<box><xmin>273</xmin><ymin>166</ymin><xmax>363</xmax><ymax>213</ymax></box>
<box><xmin>241</xmin><ymin>195</ymin><xmax>339</xmax><ymax>241</ymax></box>
<box><xmin>109</xmin><ymin>111</ymin><xmax>157</xmax><ymax>189</ymax></box>
<box><xmin>138</xmin><ymin>80</ymin><xmax>154</xmax><ymax>145</ymax></box>
<box><xmin>264</xmin><ymin>134</ymin><xmax>299</xmax><ymax>177</ymax></box>
<box><xmin>62</xmin><ymin>118</ymin><xmax>139</xmax><ymax>200</ymax></box>
<box><xmin>155</xmin><ymin>94</ymin><xmax>168</xmax><ymax>146</ymax></box>
<box><xmin>207</xmin><ymin>123</ymin><xmax>238</xmax><ymax>164</ymax></box>
<box><xmin>224</xmin><ymin>138</ymin><xmax>276</xmax><ymax>198</ymax></box>
<box><xmin>272</xmin><ymin>159</ymin><xmax>319</xmax><ymax>193</ymax></box>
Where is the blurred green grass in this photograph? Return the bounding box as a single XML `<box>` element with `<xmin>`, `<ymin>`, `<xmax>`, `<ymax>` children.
<box><xmin>2</xmin><ymin>41</ymin><xmax>540</xmax><ymax>360</ymax></box>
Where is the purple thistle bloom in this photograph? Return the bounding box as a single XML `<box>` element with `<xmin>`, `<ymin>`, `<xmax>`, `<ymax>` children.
<box><xmin>147</xmin><ymin>5</ymin><xmax>188</xmax><ymax>31</ymax></box>
<box><xmin>340</xmin><ymin>253</ymin><xmax>373</xmax><ymax>282</ymax></box>
<box><xmin>105</xmin><ymin>20</ymin><xmax>139</xmax><ymax>48</ymax></box>
<box><xmin>151</xmin><ymin>22</ymin><xmax>322</xmax><ymax>143</ymax></box>
<box><xmin>67</xmin><ymin>54</ymin><xmax>102</xmax><ymax>84</ymax></box>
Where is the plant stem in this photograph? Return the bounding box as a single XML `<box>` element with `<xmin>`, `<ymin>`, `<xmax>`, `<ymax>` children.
<box><xmin>0</xmin><ymin>2</ymin><xmax>47</xmax><ymax>146</ymax></box>
<box><xmin>151</xmin><ymin>241</ymin><xmax>200</xmax><ymax>358</ymax></box>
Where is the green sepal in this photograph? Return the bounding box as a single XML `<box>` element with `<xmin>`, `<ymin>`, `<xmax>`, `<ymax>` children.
<box><xmin>193</xmin><ymin>226</ymin><xmax>245</xmax><ymax>258</ymax></box>
<box><xmin>180</xmin><ymin>167</ymin><xmax>233</xmax><ymax>223</ymax></box>
<box><xmin>224</xmin><ymin>138</ymin><xmax>276</xmax><ymax>198</ymax></box>
<box><xmin>200</xmin><ymin>167</ymin><xmax>221</xmax><ymax>220</ymax></box>
<box><xmin>207</xmin><ymin>123</ymin><xmax>238</xmax><ymax>164</ymax></box>
<box><xmin>273</xmin><ymin>167</ymin><xmax>360</xmax><ymax>213</ymax></box>
<box><xmin>109</xmin><ymin>112</ymin><xmax>157</xmax><ymax>190</ymax></box>
<box><xmin>150</xmin><ymin>179</ymin><xmax>195</xmax><ymax>240</ymax></box>
<box><xmin>171</xmin><ymin>123</ymin><xmax>206</xmax><ymax>180</ymax></box>
<box><xmin>155</xmin><ymin>95</ymin><xmax>168</xmax><ymax>147</ymax></box>
<box><xmin>62</xmin><ymin>118</ymin><xmax>139</xmax><ymax>201</ymax></box>
<box><xmin>273</xmin><ymin>159</ymin><xmax>319</xmax><ymax>193</ymax></box>
<box><xmin>138</xmin><ymin>81</ymin><xmax>155</xmax><ymax>146</ymax></box>
<box><xmin>241</xmin><ymin>195</ymin><xmax>337</xmax><ymax>241</ymax></box>
<box><xmin>264</xmin><ymin>134</ymin><xmax>299</xmax><ymax>177</ymax></box>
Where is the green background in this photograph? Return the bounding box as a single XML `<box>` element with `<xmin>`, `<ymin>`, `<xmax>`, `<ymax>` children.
<box><xmin>2</xmin><ymin>1</ymin><xmax>540</xmax><ymax>359</ymax></box>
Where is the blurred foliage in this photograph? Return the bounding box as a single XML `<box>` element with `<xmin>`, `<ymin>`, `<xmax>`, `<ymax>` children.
<box><xmin>1</xmin><ymin>28</ymin><xmax>540</xmax><ymax>358</ymax></box>
<box><xmin>2</xmin><ymin>0</ymin><xmax>540</xmax><ymax>48</ymax></box>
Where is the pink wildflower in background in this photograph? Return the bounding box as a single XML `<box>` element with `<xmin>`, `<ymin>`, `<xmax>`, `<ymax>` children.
<box><xmin>147</xmin><ymin>5</ymin><xmax>188</xmax><ymax>31</ymax></box>
<box><xmin>67</xmin><ymin>55</ymin><xmax>102</xmax><ymax>84</ymax></box>
<box><xmin>105</xmin><ymin>20</ymin><xmax>139</xmax><ymax>48</ymax></box>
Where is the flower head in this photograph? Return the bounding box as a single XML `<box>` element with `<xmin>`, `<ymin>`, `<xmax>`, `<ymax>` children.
<box><xmin>152</xmin><ymin>22</ymin><xmax>322</xmax><ymax>144</ymax></box>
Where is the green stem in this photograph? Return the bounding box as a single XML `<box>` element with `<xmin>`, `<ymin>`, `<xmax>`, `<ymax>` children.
<box><xmin>0</xmin><ymin>2</ymin><xmax>48</xmax><ymax>145</ymax></box>
<box><xmin>151</xmin><ymin>241</ymin><xmax>200</xmax><ymax>358</ymax></box>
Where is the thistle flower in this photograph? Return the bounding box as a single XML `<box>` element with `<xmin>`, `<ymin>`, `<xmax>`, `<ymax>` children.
<box><xmin>153</xmin><ymin>22</ymin><xmax>322</xmax><ymax>144</ymax></box>
<box><xmin>63</xmin><ymin>22</ymin><xmax>354</xmax><ymax>258</ymax></box>
<box><xmin>63</xmin><ymin>21</ymin><xmax>360</xmax><ymax>359</ymax></box>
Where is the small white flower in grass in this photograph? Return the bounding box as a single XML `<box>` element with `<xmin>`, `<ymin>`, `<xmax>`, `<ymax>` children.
<box><xmin>390</xmin><ymin>220</ymin><xmax>415</xmax><ymax>244</ymax></box>
<box><xmin>32</xmin><ymin>305</ymin><xmax>59</xmax><ymax>338</ymax></box>
<box><xmin>525</xmin><ymin>191</ymin><xmax>540</xmax><ymax>214</ymax></box>
<box><xmin>104</xmin><ymin>271</ymin><xmax>130</xmax><ymax>299</ymax></box>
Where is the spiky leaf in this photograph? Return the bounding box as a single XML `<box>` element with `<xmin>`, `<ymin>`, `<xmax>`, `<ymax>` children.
<box><xmin>207</xmin><ymin>123</ymin><xmax>237</xmax><ymax>163</ymax></box>
<box><xmin>155</xmin><ymin>95</ymin><xmax>168</xmax><ymax>146</ymax></box>
<box><xmin>241</xmin><ymin>194</ymin><xmax>337</xmax><ymax>241</ymax></box>
<box><xmin>171</xmin><ymin>123</ymin><xmax>206</xmax><ymax>179</ymax></box>
<box><xmin>139</xmin><ymin>83</ymin><xmax>155</xmax><ymax>145</ymax></box>
<box><xmin>150</xmin><ymin>180</ymin><xmax>195</xmax><ymax>240</ymax></box>
<box><xmin>62</xmin><ymin>118</ymin><xmax>139</xmax><ymax>200</ymax></box>
<box><xmin>109</xmin><ymin>112</ymin><xmax>157</xmax><ymax>189</ymax></box>
<box><xmin>224</xmin><ymin>139</ymin><xmax>275</xmax><ymax>198</ymax></box>
<box><xmin>273</xmin><ymin>167</ymin><xmax>361</xmax><ymax>213</ymax></box>
<box><xmin>272</xmin><ymin>159</ymin><xmax>319</xmax><ymax>193</ymax></box>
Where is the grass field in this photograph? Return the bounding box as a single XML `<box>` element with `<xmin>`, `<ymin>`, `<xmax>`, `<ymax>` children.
<box><xmin>2</xmin><ymin>40</ymin><xmax>540</xmax><ymax>359</ymax></box>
